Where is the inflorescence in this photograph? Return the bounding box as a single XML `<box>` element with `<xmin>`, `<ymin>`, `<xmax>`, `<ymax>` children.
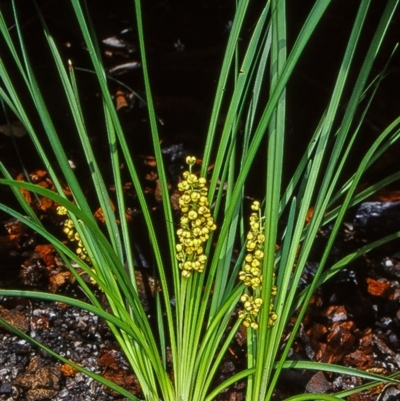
<box><xmin>56</xmin><ymin>206</ymin><xmax>91</xmax><ymax>264</ymax></box>
<box><xmin>175</xmin><ymin>156</ymin><xmax>216</xmax><ymax>277</ymax></box>
<box><xmin>238</xmin><ymin>201</ymin><xmax>277</xmax><ymax>330</ymax></box>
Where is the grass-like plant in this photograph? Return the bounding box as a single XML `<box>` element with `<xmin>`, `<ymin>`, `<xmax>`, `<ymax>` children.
<box><xmin>1</xmin><ymin>0</ymin><xmax>400</xmax><ymax>400</ymax></box>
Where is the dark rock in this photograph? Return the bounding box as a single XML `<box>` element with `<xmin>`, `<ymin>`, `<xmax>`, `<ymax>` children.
<box><xmin>0</xmin><ymin>382</ymin><xmax>12</xmax><ymax>395</ymax></box>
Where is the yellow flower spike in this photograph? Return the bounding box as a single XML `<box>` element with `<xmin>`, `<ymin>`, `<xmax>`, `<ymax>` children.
<box><xmin>238</xmin><ymin>200</ymin><xmax>278</xmax><ymax>329</ymax></box>
<box><xmin>175</xmin><ymin>157</ymin><xmax>216</xmax><ymax>277</ymax></box>
<box><xmin>59</xmin><ymin>210</ymin><xmax>92</xmax><ymax>266</ymax></box>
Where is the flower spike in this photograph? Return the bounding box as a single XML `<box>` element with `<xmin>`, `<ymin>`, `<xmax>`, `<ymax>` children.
<box><xmin>238</xmin><ymin>201</ymin><xmax>277</xmax><ymax>329</ymax></box>
<box><xmin>175</xmin><ymin>156</ymin><xmax>216</xmax><ymax>277</ymax></box>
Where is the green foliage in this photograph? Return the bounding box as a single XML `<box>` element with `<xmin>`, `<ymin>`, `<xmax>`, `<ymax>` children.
<box><xmin>1</xmin><ymin>0</ymin><xmax>400</xmax><ymax>400</ymax></box>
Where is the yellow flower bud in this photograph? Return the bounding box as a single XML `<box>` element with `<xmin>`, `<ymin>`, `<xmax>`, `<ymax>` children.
<box><xmin>247</xmin><ymin>241</ymin><xmax>256</xmax><ymax>251</ymax></box>
<box><xmin>199</xmin><ymin>195</ymin><xmax>208</xmax><ymax>204</ymax></box>
<box><xmin>190</xmin><ymin>191</ymin><xmax>201</xmax><ymax>201</ymax></box>
<box><xmin>186</xmin><ymin>156</ymin><xmax>196</xmax><ymax>165</ymax></box>
<box><xmin>254</xmin><ymin>250</ymin><xmax>264</xmax><ymax>259</ymax></box>
<box><xmin>182</xmin><ymin>270</ymin><xmax>191</xmax><ymax>278</ymax></box>
<box><xmin>180</xmin><ymin>216</ymin><xmax>189</xmax><ymax>225</ymax></box>
<box><xmin>186</xmin><ymin>174</ymin><xmax>198</xmax><ymax>184</ymax></box>
<box><xmin>65</xmin><ymin>219</ymin><xmax>74</xmax><ymax>229</ymax></box>
<box><xmin>244</xmin><ymin>301</ymin><xmax>252</xmax><ymax>310</ymax></box>
<box><xmin>178</xmin><ymin>181</ymin><xmax>190</xmax><ymax>191</ymax></box>
<box><xmin>250</xmin><ymin>322</ymin><xmax>259</xmax><ymax>330</ymax></box>
<box><xmin>57</xmin><ymin>206</ymin><xmax>68</xmax><ymax>215</ymax></box>
<box><xmin>188</xmin><ymin>210</ymin><xmax>198</xmax><ymax>220</ymax></box>
<box><xmin>240</xmin><ymin>294</ymin><xmax>249</xmax><ymax>302</ymax></box>
<box><xmin>254</xmin><ymin>297</ymin><xmax>263</xmax><ymax>306</ymax></box>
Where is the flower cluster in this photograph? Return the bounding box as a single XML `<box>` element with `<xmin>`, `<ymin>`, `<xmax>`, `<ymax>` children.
<box><xmin>176</xmin><ymin>156</ymin><xmax>216</xmax><ymax>277</ymax></box>
<box><xmin>239</xmin><ymin>201</ymin><xmax>265</xmax><ymax>290</ymax></box>
<box><xmin>238</xmin><ymin>201</ymin><xmax>277</xmax><ymax>329</ymax></box>
<box><xmin>56</xmin><ymin>206</ymin><xmax>91</xmax><ymax>264</ymax></box>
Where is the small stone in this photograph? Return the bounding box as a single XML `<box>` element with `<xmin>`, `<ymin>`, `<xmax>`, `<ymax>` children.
<box><xmin>385</xmin><ymin>258</ymin><xmax>394</xmax><ymax>267</ymax></box>
<box><xmin>0</xmin><ymin>382</ymin><xmax>12</xmax><ymax>394</ymax></box>
<box><xmin>306</xmin><ymin>371</ymin><xmax>331</xmax><ymax>393</ymax></box>
<box><xmin>325</xmin><ymin>305</ymin><xmax>348</xmax><ymax>322</ymax></box>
